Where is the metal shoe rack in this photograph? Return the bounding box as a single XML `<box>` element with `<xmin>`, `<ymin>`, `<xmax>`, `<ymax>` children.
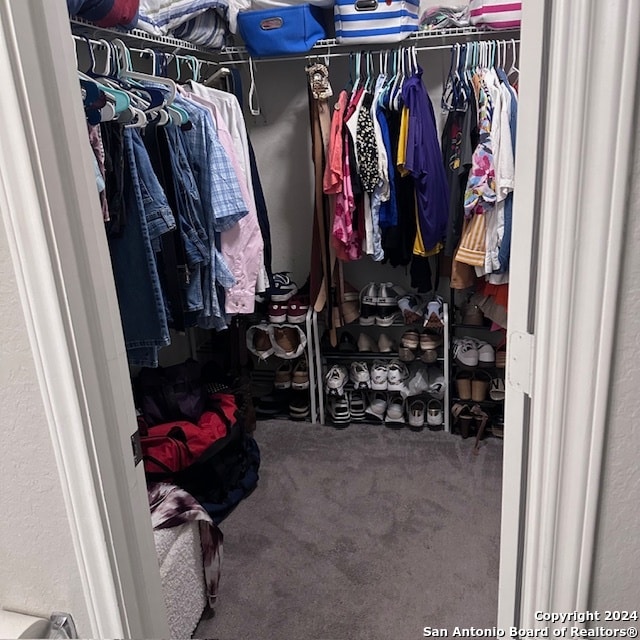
<box><xmin>311</xmin><ymin>304</ymin><xmax>451</xmax><ymax>432</ymax></box>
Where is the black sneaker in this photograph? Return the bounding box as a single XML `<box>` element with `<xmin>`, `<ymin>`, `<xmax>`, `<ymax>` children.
<box><xmin>289</xmin><ymin>390</ymin><xmax>310</xmax><ymax>421</ymax></box>
<box><xmin>359</xmin><ymin>283</ymin><xmax>378</xmax><ymax>326</ymax></box>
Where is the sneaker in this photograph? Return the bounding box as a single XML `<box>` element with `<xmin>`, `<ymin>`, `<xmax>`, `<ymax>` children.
<box><xmin>378</xmin><ymin>333</ymin><xmax>395</xmax><ymax>353</ymax></box>
<box><xmin>269</xmin><ymin>272</ymin><xmax>298</xmax><ymax>302</ymax></box>
<box><xmin>424</xmin><ymin>295</ymin><xmax>444</xmax><ymax>329</ymax></box>
<box><xmin>475</xmin><ymin>340</ymin><xmax>496</xmax><ymax>367</ymax></box>
<box><xmin>349</xmin><ymin>361</ymin><xmax>371</xmax><ymax>389</ymax></box>
<box><xmin>370</xmin><ymin>361</ymin><xmax>389</xmax><ymax>390</ymax></box>
<box><xmin>287</xmin><ymin>296</ymin><xmax>310</xmax><ymax>323</ymax></box>
<box><xmin>273</xmin><ymin>325</ymin><xmax>303</xmax><ymax>359</ymax></box>
<box><xmin>387</xmin><ymin>360</ymin><xmax>409</xmax><ymax>392</ymax></box>
<box><xmin>289</xmin><ymin>389</ymin><xmax>310</xmax><ymax>420</ymax></box>
<box><xmin>255</xmin><ymin>393</ymin><xmax>285</xmax><ymax>418</ymax></box>
<box><xmin>377</xmin><ymin>282</ymin><xmax>404</xmax><ymax>307</ymax></box>
<box><xmin>325</xmin><ymin>364</ymin><xmax>348</xmax><ymax>396</ymax></box>
<box><xmin>357</xmin><ymin>332</ymin><xmax>377</xmax><ymax>352</ymax></box>
<box><xmin>349</xmin><ymin>390</ymin><xmax>366</xmax><ymax>422</ymax></box>
<box><xmin>401</xmin><ymin>330</ymin><xmax>420</xmax><ymax>350</ymax></box>
<box><xmin>359</xmin><ymin>283</ymin><xmax>378</xmax><ymax>326</ymax></box>
<box><xmin>453</xmin><ymin>338</ymin><xmax>479</xmax><ymax>368</ymax></box>
<box><xmin>376</xmin><ymin>308</ymin><xmax>402</xmax><ymax>327</ymax></box>
<box><xmin>385</xmin><ymin>394</ymin><xmax>405</xmax><ymax>426</ymax></box>
<box><xmin>291</xmin><ymin>358</ymin><xmax>310</xmax><ymax>390</ymax></box>
<box><xmin>407</xmin><ymin>396</ymin><xmax>426</xmax><ymax>429</ymax></box>
<box><xmin>365</xmin><ymin>390</ymin><xmax>388</xmax><ymax>421</ymax></box>
<box><xmin>274</xmin><ymin>362</ymin><xmax>292</xmax><ymax>390</ymax></box>
<box><xmin>327</xmin><ymin>395</ymin><xmax>350</xmax><ymax>427</ymax></box>
<box><xmin>398</xmin><ymin>294</ymin><xmax>424</xmax><ymax>324</ymax></box>
<box><xmin>268</xmin><ymin>302</ymin><xmax>288</xmax><ymax>323</ymax></box>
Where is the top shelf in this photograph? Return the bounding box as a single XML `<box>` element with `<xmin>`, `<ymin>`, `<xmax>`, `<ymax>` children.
<box><xmin>70</xmin><ymin>18</ymin><xmax>519</xmax><ymax>63</ymax></box>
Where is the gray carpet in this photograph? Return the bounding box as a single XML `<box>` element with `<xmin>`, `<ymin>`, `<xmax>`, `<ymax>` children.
<box><xmin>195</xmin><ymin>420</ymin><xmax>503</xmax><ymax>640</ymax></box>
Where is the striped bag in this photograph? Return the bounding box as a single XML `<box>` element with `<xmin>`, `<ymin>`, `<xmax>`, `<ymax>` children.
<box><xmin>334</xmin><ymin>0</ymin><xmax>419</xmax><ymax>45</ymax></box>
<box><xmin>468</xmin><ymin>0</ymin><xmax>521</xmax><ymax>30</ymax></box>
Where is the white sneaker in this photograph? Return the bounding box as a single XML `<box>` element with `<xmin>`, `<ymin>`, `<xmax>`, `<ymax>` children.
<box><xmin>385</xmin><ymin>394</ymin><xmax>405</xmax><ymax>425</ymax></box>
<box><xmin>453</xmin><ymin>338</ymin><xmax>479</xmax><ymax>367</ymax></box>
<box><xmin>365</xmin><ymin>391</ymin><xmax>388</xmax><ymax>420</ymax></box>
<box><xmin>370</xmin><ymin>361</ymin><xmax>389</xmax><ymax>390</ymax></box>
<box><xmin>475</xmin><ymin>340</ymin><xmax>496</xmax><ymax>366</ymax></box>
<box><xmin>407</xmin><ymin>397</ymin><xmax>426</xmax><ymax>428</ymax></box>
<box><xmin>359</xmin><ymin>283</ymin><xmax>378</xmax><ymax>326</ymax></box>
<box><xmin>387</xmin><ymin>360</ymin><xmax>409</xmax><ymax>391</ymax></box>
<box><xmin>325</xmin><ymin>364</ymin><xmax>348</xmax><ymax>395</ymax></box>
<box><xmin>349</xmin><ymin>361</ymin><xmax>371</xmax><ymax>389</ymax></box>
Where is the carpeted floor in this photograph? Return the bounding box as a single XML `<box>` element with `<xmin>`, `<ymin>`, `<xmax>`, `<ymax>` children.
<box><xmin>195</xmin><ymin>419</ymin><xmax>503</xmax><ymax>640</ymax></box>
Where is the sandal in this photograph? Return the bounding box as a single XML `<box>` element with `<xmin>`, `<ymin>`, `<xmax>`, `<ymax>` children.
<box><xmin>489</xmin><ymin>378</ymin><xmax>506</xmax><ymax>401</ymax></box>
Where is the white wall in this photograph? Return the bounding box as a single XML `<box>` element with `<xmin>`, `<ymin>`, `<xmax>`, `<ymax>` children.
<box><xmin>589</xmin><ymin>87</ymin><xmax>640</xmax><ymax>616</ymax></box>
<box><xmin>0</xmin><ymin>214</ymin><xmax>91</xmax><ymax>635</ymax></box>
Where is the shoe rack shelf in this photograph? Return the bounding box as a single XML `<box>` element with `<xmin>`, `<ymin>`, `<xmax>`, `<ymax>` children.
<box><xmin>449</xmin><ymin>293</ymin><xmax>506</xmax><ymax>440</ymax></box>
<box><xmin>316</xmin><ymin>303</ymin><xmax>451</xmax><ymax>433</ymax></box>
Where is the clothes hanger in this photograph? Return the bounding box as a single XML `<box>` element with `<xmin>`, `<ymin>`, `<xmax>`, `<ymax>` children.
<box><xmin>508</xmin><ymin>38</ymin><xmax>519</xmax><ymax>81</ymax></box>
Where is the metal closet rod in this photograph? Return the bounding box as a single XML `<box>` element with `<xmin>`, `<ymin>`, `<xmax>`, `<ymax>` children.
<box><xmin>217</xmin><ymin>39</ymin><xmax>521</xmax><ymax>66</ymax></box>
<box><xmin>73</xmin><ymin>34</ymin><xmax>221</xmax><ymax>69</ymax></box>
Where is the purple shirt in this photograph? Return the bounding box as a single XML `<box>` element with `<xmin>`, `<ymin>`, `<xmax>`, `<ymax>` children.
<box><xmin>402</xmin><ymin>66</ymin><xmax>450</xmax><ymax>251</ymax></box>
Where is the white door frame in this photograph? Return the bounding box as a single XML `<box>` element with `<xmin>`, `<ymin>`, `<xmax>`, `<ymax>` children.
<box><xmin>499</xmin><ymin>0</ymin><xmax>640</xmax><ymax>629</ymax></box>
<box><xmin>1</xmin><ymin>0</ymin><xmax>638</xmax><ymax>635</ymax></box>
<box><xmin>0</xmin><ymin>1</ymin><xmax>169</xmax><ymax>637</ymax></box>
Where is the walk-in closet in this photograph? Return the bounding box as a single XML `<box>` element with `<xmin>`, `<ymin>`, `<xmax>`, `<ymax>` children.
<box><xmin>2</xmin><ymin>0</ymin><xmax>639</xmax><ymax>639</ymax></box>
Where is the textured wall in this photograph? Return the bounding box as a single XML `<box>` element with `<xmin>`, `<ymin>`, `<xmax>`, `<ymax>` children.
<box><xmin>0</xmin><ymin>215</ymin><xmax>90</xmax><ymax>635</ymax></box>
<box><xmin>589</xmin><ymin>94</ymin><xmax>640</xmax><ymax>613</ymax></box>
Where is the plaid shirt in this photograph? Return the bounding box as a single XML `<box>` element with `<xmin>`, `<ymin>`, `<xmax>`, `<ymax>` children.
<box><xmin>175</xmin><ymin>93</ymin><xmax>247</xmax><ymax>327</ymax></box>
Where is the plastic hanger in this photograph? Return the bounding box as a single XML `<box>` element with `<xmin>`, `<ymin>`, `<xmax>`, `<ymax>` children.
<box><xmin>508</xmin><ymin>38</ymin><xmax>519</xmax><ymax>80</ymax></box>
<box><xmin>352</xmin><ymin>51</ymin><xmax>362</xmax><ymax>94</ymax></box>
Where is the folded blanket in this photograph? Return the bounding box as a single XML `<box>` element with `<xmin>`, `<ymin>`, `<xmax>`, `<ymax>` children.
<box><xmin>148</xmin><ymin>482</ymin><xmax>223</xmax><ymax>606</ymax></box>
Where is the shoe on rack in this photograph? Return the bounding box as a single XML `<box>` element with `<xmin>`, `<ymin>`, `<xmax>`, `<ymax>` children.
<box><xmin>370</xmin><ymin>361</ymin><xmax>389</xmax><ymax>390</ymax></box>
<box><xmin>349</xmin><ymin>390</ymin><xmax>366</xmax><ymax>422</ymax></box>
<box><xmin>462</xmin><ymin>303</ymin><xmax>485</xmax><ymax>326</ymax></box>
<box><xmin>426</xmin><ymin>399</ymin><xmax>444</xmax><ymax>429</ymax></box>
<box><xmin>424</xmin><ymin>295</ymin><xmax>444</xmax><ymax>329</ymax></box>
<box><xmin>287</xmin><ymin>296</ymin><xmax>310</xmax><ymax>324</ymax></box>
<box><xmin>377</xmin><ymin>282</ymin><xmax>404</xmax><ymax>307</ymax></box>
<box><xmin>365</xmin><ymin>390</ymin><xmax>388</xmax><ymax>421</ymax></box>
<box><xmin>401</xmin><ymin>330</ymin><xmax>420</xmax><ymax>350</ymax></box>
<box><xmin>357</xmin><ymin>332</ymin><xmax>377</xmax><ymax>353</ymax></box>
<box><xmin>272</xmin><ymin>325</ymin><xmax>305</xmax><ymax>359</ymax></box>
<box><xmin>349</xmin><ymin>361</ymin><xmax>371</xmax><ymax>390</ymax></box>
<box><xmin>453</xmin><ymin>338</ymin><xmax>479</xmax><ymax>368</ymax></box>
<box><xmin>398</xmin><ymin>294</ymin><xmax>424</xmax><ymax>325</ymax></box>
<box><xmin>292</xmin><ymin>358</ymin><xmax>310</xmax><ymax>390</ymax></box>
<box><xmin>255</xmin><ymin>393</ymin><xmax>282</xmax><ymax>418</ymax></box>
<box><xmin>378</xmin><ymin>333</ymin><xmax>395</xmax><ymax>353</ymax></box>
<box><xmin>407</xmin><ymin>396</ymin><xmax>426</xmax><ymax>429</ymax></box>
<box><xmin>327</xmin><ymin>395</ymin><xmax>350</xmax><ymax>428</ymax></box>
<box><xmin>385</xmin><ymin>394</ymin><xmax>405</xmax><ymax>426</ymax></box>
<box><xmin>359</xmin><ymin>283</ymin><xmax>378</xmax><ymax>326</ymax></box>
<box><xmin>420</xmin><ymin>331</ymin><xmax>443</xmax><ymax>350</ymax></box>
<box><xmin>274</xmin><ymin>362</ymin><xmax>293</xmax><ymax>390</ymax></box>
<box><xmin>268</xmin><ymin>272</ymin><xmax>298</xmax><ymax>302</ymax></box>
<box><xmin>455</xmin><ymin>371</ymin><xmax>473</xmax><ymax>400</ymax></box>
<box><xmin>268</xmin><ymin>302</ymin><xmax>288</xmax><ymax>323</ymax></box>
<box><xmin>475</xmin><ymin>340</ymin><xmax>496</xmax><ymax>367</ymax></box>
<box><xmin>338</xmin><ymin>331</ymin><xmax>358</xmax><ymax>353</ymax></box>
<box><xmin>398</xmin><ymin>346</ymin><xmax>416</xmax><ymax>363</ymax></box>
<box><xmin>289</xmin><ymin>390</ymin><xmax>311</xmax><ymax>420</ymax></box>
<box><xmin>325</xmin><ymin>364</ymin><xmax>348</xmax><ymax>396</ymax></box>
<box><xmin>387</xmin><ymin>360</ymin><xmax>409</xmax><ymax>392</ymax></box>
<box><xmin>247</xmin><ymin>323</ymin><xmax>274</xmax><ymax>360</ymax></box>
<box><xmin>489</xmin><ymin>377</ymin><xmax>506</xmax><ymax>401</ymax></box>
<box><xmin>420</xmin><ymin>349</ymin><xmax>438</xmax><ymax>364</ymax></box>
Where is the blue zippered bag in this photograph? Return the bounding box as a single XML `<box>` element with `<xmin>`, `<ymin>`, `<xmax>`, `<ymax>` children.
<box><xmin>238</xmin><ymin>3</ymin><xmax>327</xmax><ymax>57</ymax></box>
